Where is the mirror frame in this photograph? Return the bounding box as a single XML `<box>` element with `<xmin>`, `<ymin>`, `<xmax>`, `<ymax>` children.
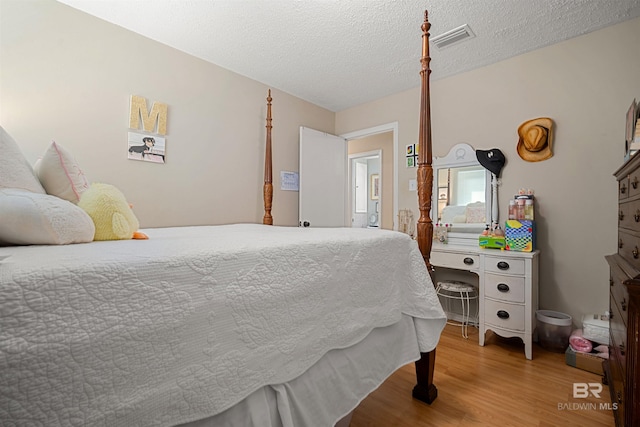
<box><xmin>432</xmin><ymin>143</ymin><xmax>492</xmax><ymax>245</ymax></box>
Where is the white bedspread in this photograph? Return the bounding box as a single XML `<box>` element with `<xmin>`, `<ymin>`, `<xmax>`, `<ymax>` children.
<box><xmin>0</xmin><ymin>224</ymin><xmax>445</xmax><ymax>426</ymax></box>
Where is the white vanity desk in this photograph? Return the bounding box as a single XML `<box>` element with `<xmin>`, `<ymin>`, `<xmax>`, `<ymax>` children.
<box><xmin>431</xmin><ymin>243</ymin><xmax>539</xmax><ymax>360</ymax></box>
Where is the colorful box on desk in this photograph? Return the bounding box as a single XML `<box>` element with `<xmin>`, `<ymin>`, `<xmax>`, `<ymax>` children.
<box><xmin>478</xmin><ymin>235</ymin><xmax>506</xmax><ymax>249</ymax></box>
<box><xmin>505</xmin><ymin>220</ymin><xmax>536</xmax><ymax>252</ymax></box>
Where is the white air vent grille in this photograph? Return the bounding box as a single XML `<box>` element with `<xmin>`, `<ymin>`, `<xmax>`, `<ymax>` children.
<box><xmin>432</xmin><ymin>24</ymin><xmax>475</xmax><ymax>49</ymax></box>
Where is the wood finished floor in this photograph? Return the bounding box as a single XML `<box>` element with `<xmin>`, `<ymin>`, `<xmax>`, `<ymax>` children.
<box><xmin>349</xmin><ymin>324</ymin><xmax>614</xmax><ymax>427</ymax></box>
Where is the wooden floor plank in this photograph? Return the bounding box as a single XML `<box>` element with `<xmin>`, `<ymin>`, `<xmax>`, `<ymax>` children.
<box><xmin>349</xmin><ymin>325</ymin><xmax>614</xmax><ymax>427</ymax></box>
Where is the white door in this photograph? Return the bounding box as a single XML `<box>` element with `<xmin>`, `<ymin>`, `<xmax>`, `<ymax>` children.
<box><xmin>299</xmin><ymin>127</ymin><xmax>348</xmax><ymax>227</ymax></box>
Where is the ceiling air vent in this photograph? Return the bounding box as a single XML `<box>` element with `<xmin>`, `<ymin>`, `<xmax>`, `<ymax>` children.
<box><xmin>432</xmin><ymin>24</ymin><xmax>475</xmax><ymax>49</ymax></box>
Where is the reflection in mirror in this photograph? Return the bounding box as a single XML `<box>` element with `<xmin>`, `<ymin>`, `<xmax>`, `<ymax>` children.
<box><xmin>436</xmin><ymin>165</ymin><xmax>486</xmax><ymax>224</ymax></box>
<box><xmin>432</xmin><ymin>143</ymin><xmax>492</xmax><ymax>245</ymax></box>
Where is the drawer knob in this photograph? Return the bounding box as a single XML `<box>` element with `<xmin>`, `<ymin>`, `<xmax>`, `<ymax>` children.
<box><xmin>610</xmin><ymin>278</ymin><xmax>614</xmax><ymax>287</ymax></box>
<box><xmin>496</xmin><ymin>310</ymin><xmax>510</xmax><ymax>319</ymax></box>
<box><xmin>621</xmin><ymin>182</ymin><xmax>627</xmax><ymax>194</ymax></box>
<box><xmin>463</xmin><ymin>257</ymin><xmax>474</xmax><ymax>265</ymax></box>
<box><xmin>497</xmin><ymin>283</ymin><xmax>510</xmax><ymax>292</ymax></box>
<box><xmin>621</xmin><ymin>298</ymin><xmax>627</xmax><ymax>311</ymax></box>
<box><xmin>497</xmin><ymin>261</ymin><xmax>509</xmax><ymax>270</ymax></box>
<box><xmin>633</xmin><ymin>176</ymin><xmax>639</xmax><ymax>189</ymax></box>
<box><xmin>620</xmin><ymin>343</ymin><xmax>625</xmax><ymax>356</ymax></box>
<box><xmin>617</xmin><ymin>391</ymin><xmax>622</xmax><ymax>403</ymax></box>
<box><xmin>635</xmin><ymin>210</ymin><xmax>640</xmax><ymax>222</ymax></box>
<box><xmin>619</xmin><ymin>210</ymin><xmax>625</xmax><ymax>221</ymax></box>
<box><xmin>619</xmin><ymin>238</ymin><xmax>624</xmax><ymax>249</ymax></box>
<box><xmin>634</xmin><ymin>246</ymin><xmax>639</xmax><ymax>259</ymax></box>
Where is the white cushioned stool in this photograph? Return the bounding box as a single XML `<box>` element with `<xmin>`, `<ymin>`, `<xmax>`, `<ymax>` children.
<box><xmin>436</xmin><ymin>280</ymin><xmax>478</xmax><ymax>339</ymax></box>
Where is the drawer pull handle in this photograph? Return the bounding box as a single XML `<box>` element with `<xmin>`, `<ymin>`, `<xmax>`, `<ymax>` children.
<box><xmin>497</xmin><ymin>310</ymin><xmax>510</xmax><ymax>319</ymax></box>
<box><xmin>497</xmin><ymin>283</ymin><xmax>510</xmax><ymax>292</ymax></box>
<box><xmin>619</xmin><ymin>210</ymin><xmax>625</xmax><ymax>221</ymax></box>
<box><xmin>621</xmin><ymin>298</ymin><xmax>627</xmax><ymax>311</ymax></box>
<box><xmin>497</xmin><ymin>261</ymin><xmax>509</xmax><ymax>270</ymax></box>
<box><xmin>633</xmin><ymin>176</ymin><xmax>638</xmax><ymax>189</ymax></box>
<box><xmin>610</xmin><ymin>278</ymin><xmax>614</xmax><ymax>287</ymax></box>
<box><xmin>620</xmin><ymin>343</ymin><xmax>625</xmax><ymax>356</ymax></box>
<box><xmin>635</xmin><ymin>210</ymin><xmax>640</xmax><ymax>222</ymax></box>
<box><xmin>463</xmin><ymin>257</ymin><xmax>474</xmax><ymax>265</ymax></box>
<box><xmin>617</xmin><ymin>391</ymin><xmax>622</xmax><ymax>403</ymax></box>
<box><xmin>619</xmin><ymin>238</ymin><xmax>624</xmax><ymax>249</ymax></box>
<box><xmin>634</xmin><ymin>246</ymin><xmax>639</xmax><ymax>259</ymax></box>
<box><xmin>621</xmin><ymin>183</ymin><xmax>627</xmax><ymax>194</ymax></box>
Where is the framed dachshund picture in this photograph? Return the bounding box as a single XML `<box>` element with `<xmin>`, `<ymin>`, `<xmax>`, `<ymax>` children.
<box><xmin>127</xmin><ymin>132</ymin><xmax>166</xmax><ymax>164</ymax></box>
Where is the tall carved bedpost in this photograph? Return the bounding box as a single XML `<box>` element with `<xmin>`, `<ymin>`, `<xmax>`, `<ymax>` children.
<box><xmin>416</xmin><ymin>10</ymin><xmax>434</xmax><ymax>273</ymax></box>
<box><xmin>263</xmin><ymin>89</ymin><xmax>273</xmax><ymax>225</ymax></box>
<box><xmin>412</xmin><ymin>10</ymin><xmax>438</xmax><ymax>406</ymax></box>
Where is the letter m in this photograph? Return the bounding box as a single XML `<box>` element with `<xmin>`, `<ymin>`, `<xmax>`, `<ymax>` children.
<box><xmin>129</xmin><ymin>95</ymin><xmax>168</xmax><ymax>135</ymax></box>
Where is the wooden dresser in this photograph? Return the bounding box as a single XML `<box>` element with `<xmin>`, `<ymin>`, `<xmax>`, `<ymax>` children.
<box><xmin>606</xmin><ymin>152</ymin><xmax>640</xmax><ymax>426</ymax></box>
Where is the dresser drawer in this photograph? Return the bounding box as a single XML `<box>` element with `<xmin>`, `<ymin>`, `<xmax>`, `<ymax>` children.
<box><xmin>484</xmin><ymin>273</ymin><xmax>525</xmax><ymax>303</ymax></box>
<box><xmin>484</xmin><ymin>256</ymin><xmax>525</xmax><ymax>275</ymax></box>
<box><xmin>431</xmin><ymin>250</ymin><xmax>479</xmax><ymax>270</ymax></box>
<box><xmin>484</xmin><ymin>299</ymin><xmax>525</xmax><ymax>331</ymax></box>
<box><xmin>619</xmin><ymin>175</ymin><xmax>630</xmax><ymax>200</ymax></box>
<box><xmin>628</xmin><ymin>171</ymin><xmax>640</xmax><ymax>198</ymax></box>
<box><xmin>618</xmin><ymin>230</ymin><xmax>640</xmax><ymax>270</ymax></box>
<box><xmin>610</xmin><ymin>292</ymin><xmax>627</xmax><ymax>371</ymax></box>
<box><xmin>618</xmin><ymin>198</ymin><xmax>640</xmax><ymax>232</ymax></box>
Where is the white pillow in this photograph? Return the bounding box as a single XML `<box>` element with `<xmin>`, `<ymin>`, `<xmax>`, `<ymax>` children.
<box><xmin>0</xmin><ymin>189</ymin><xmax>95</xmax><ymax>246</ymax></box>
<box><xmin>34</xmin><ymin>141</ymin><xmax>90</xmax><ymax>203</ymax></box>
<box><xmin>0</xmin><ymin>126</ymin><xmax>45</xmax><ymax>193</ymax></box>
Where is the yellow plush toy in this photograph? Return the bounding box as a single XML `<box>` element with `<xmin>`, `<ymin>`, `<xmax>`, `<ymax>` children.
<box><xmin>78</xmin><ymin>183</ymin><xmax>148</xmax><ymax>241</ymax></box>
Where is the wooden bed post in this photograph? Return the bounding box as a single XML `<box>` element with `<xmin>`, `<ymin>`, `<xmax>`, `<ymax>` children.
<box><xmin>412</xmin><ymin>10</ymin><xmax>438</xmax><ymax>406</ymax></box>
<box><xmin>263</xmin><ymin>89</ymin><xmax>273</xmax><ymax>225</ymax></box>
<box><xmin>416</xmin><ymin>10</ymin><xmax>434</xmax><ymax>274</ymax></box>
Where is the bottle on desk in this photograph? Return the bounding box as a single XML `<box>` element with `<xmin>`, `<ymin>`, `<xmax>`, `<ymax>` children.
<box><xmin>508</xmin><ymin>200</ymin><xmax>516</xmax><ymax>220</ymax></box>
<box><xmin>524</xmin><ymin>199</ymin><xmax>534</xmax><ymax>220</ymax></box>
<box><xmin>516</xmin><ymin>199</ymin><xmax>525</xmax><ymax>220</ymax></box>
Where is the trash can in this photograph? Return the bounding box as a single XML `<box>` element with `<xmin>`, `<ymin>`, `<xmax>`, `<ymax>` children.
<box><xmin>536</xmin><ymin>310</ymin><xmax>573</xmax><ymax>352</ymax></box>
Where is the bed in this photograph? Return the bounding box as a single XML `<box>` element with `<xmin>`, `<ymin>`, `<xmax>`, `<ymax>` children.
<box><xmin>0</xmin><ymin>10</ymin><xmax>442</xmax><ymax>427</ymax></box>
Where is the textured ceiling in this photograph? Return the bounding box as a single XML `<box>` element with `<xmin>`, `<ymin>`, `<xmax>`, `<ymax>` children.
<box><xmin>57</xmin><ymin>0</ymin><xmax>640</xmax><ymax>112</ymax></box>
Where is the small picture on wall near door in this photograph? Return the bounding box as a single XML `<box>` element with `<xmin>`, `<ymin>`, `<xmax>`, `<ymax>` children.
<box><xmin>406</xmin><ymin>156</ymin><xmax>416</xmax><ymax>168</ymax></box>
<box><xmin>406</xmin><ymin>144</ymin><xmax>414</xmax><ymax>156</ymax></box>
<box><xmin>371</xmin><ymin>174</ymin><xmax>380</xmax><ymax>200</ymax></box>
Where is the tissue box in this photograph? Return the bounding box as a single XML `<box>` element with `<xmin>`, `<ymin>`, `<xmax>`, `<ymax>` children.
<box><xmin>565</xmin><ymin>346</ymin><xmax>604</xmax><ymax>376</ymax></box>
<box><xmin>582</xmin><ymin>314</ymin><xmax>609</xmax><ymax>345</ymax></box>
<box><xmin>505</xmin><ymin>220</ymin><xmax>535</xmax><ymax>252</ymax></box>
<box><xmin>479</xmin><ymin>235</ymin><xmax>506</xmax><ymax>249</ymax></box>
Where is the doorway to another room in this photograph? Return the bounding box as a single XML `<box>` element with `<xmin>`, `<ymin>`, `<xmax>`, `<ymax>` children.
<box><xmin>350</xmin><ymin>151</ymin><xmax>381</xmax><ymax>228</ymax></box>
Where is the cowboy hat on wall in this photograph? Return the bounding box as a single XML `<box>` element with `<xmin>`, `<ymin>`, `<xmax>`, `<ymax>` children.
<box><xmin>517</xmin><ymin>117</ymin><xmax>554</xmax><ymax>162</ymax></box>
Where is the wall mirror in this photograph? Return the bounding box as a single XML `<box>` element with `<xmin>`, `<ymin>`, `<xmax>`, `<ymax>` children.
<box><xmin>432</xmin><ymin>143</ymin><xmax>492</xmax><ymax>245</ymax></box>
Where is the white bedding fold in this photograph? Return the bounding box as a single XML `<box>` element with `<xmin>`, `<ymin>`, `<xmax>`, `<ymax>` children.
<box><xmin>0</xmin><ymin>224</ymin><xmax>445</xmax><ymax>426</ymax></box>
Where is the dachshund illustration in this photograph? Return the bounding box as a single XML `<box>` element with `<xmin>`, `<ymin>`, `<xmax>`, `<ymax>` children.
<box><xmin>128</xmin><ymin>137</ymin><xmax>155</xmax><ymax>156</ymax></box>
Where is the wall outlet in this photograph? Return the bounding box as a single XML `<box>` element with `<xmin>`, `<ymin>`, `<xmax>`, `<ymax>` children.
<box><xmin>409</xmin><ymin>179</ymin><xmax>417</xmax><ymax>191</ymax></box>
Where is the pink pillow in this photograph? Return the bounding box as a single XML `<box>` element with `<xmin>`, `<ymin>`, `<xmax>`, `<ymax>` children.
<box><xmin>34</xmin><ymin>141</ymin><xmax>90</xmax><ymax>203</ymax></box>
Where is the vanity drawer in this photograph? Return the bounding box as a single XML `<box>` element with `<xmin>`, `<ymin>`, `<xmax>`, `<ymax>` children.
<box><xmin>618</xmin><ymin>230</ymin><xmax>640</xmax><ymax>269</ymax></box>
<box><xmin>484</xmin><ymin>299</ymin><xmax>525</xmax><ymax>331</ymax></box>
<box><xmin>484</xmin><ymin>256</ymin><xmax>525</xmax><ymax>276</ymax></box>
<box><xmin>430</xmin><ymin>250</ymin><xmax>479</xmax><ymax>270</ymax></box>
<box><xmin>484</xmin><ymin>273</ymin><xmax>525</xmax><ymax>303</ymax></box>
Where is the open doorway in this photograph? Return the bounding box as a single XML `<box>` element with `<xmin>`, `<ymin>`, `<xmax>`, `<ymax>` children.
<box><xmin>349</xmin><ymin>151</ymin><xmax>381</xmax><ymax>228</ymax></box>
<box><xmin>344</xmin><ymin>127</ymin><xmax>395</xmax><ymax>230</ymax></box>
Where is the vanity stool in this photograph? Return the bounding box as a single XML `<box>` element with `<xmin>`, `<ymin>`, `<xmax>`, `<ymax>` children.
<box><xmin>436</xmin><ymin>280</ymin><xmax>479</xmax><ymax>339</ymax></box>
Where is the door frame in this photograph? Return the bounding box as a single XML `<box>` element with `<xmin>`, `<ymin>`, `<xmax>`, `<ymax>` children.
<box><xmin>348</xmin><ymin>149</ymin><xmax>382</xmax><ymax>228</ymax></box>
<box><xmin>340</xmin><ymin>122</ymin><xmax>399</xmax><ymax>230</ymax></box>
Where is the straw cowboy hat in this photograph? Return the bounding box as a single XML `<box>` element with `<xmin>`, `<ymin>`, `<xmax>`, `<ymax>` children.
<box><xmin>517</xmin><ymin>118</ymin><xmax>554</xmax><ymax>162</ymax></box>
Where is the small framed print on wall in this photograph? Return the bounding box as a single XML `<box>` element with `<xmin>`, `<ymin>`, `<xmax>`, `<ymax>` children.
<box><xmin>371</xmin><ymin>174</ymin><xmax>380</xmax><ymax>200</ymax></box>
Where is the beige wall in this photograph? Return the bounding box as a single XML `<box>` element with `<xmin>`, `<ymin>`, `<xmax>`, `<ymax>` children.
<box><xmin>0</xmin><ymin>0</ymin><xmax>334</xmax><ymax>228</ymax></box>
<box><xmin>336</xmin><ymin>17</ymin><xmax>640</xmax><ymax>323</ymax></box>
<box><xmin>348</xmin><ymin>132</ymin><xmax>394</xmax><ymax>230</ymax></box>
